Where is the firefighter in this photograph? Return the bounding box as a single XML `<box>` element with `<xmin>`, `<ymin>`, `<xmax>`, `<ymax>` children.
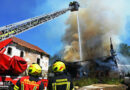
<box><xmin>48</xmin><ymin>61</ymin><xmax>74</xmax><ymax>90</ymax></box>
<box><xmin>13</xmin><ymin>63</ymin><xmax>44</xmax><ymax>90</ymax></box>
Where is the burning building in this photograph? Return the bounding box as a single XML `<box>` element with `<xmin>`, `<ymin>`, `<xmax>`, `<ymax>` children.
<box><xmin>61</xmin><ymin>0</ymin><xmax>128</xmax><ymax>78</ymax></box>
<box><xmin>65</xmin><ymin>43</ymin><xmax>120</xmax><ymax>78</ymax></box>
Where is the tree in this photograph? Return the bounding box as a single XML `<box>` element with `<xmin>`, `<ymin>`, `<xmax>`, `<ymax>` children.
<box><xmin>49</xmin><ymin>54</ymin><xmax>62</xmax><ymax>65</ymax></box>
<box><xmin>119</xmin><ymin>43</ymin><xmax>130</xmax><ymax>56</ymax></box>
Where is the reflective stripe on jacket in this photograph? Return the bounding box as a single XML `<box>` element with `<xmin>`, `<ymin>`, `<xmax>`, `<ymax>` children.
<box><xmin>48</xmin><ymin>73</ymin><xmax>73</xmax><ymax>90</ymax></box>
<box><xmin>15</xmin><ymin>76</ymin><xmax>42</xmax><ymax>90</ymax></box>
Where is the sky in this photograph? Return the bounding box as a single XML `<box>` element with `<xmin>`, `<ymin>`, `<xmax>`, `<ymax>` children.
<box><xmin>0</xmin><ymin>0</ymin><xmax>130</xmax><ymax>56</ymax></box>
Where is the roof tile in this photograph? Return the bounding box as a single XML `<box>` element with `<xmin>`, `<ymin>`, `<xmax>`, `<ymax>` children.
<box><xmin>11</xmin><ymin>37</ymin><xmax>49</xmax><ymax>56</ymax></box>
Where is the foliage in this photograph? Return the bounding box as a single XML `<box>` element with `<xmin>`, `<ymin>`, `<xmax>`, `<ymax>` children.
<box><xmin>119</xmin><ymin>43</ymin><xmax>130</xmax><ymax>57</ymax></box>
<box><xmin>49</xmin><ymin>54</ymin><xmax>61</xmax><ymax>65</ymax></box>
<box><xmin>73</xmin><ymin>77</ymin><xmax>123</xmax><ymax>87</ymax></box>
<box><xmin>73</xmin><ymin>78</ymin><xmax>98</xmax><ymax>87</ymax></box>
<box><xmin>101</xmin><ymin>78</ymin><xmax>123</xmax><ymax>85</ymax></box>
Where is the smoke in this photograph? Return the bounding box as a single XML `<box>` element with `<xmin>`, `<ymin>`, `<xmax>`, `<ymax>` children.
<box><xmin>62</xmin><ymin>0</ymin><xmax>126</xmax><ymax>61</ymax></box>
<box><xmin>117</xmin><ymin>54</ymin><xmax>130</xmax><ymax>73</ymax></box>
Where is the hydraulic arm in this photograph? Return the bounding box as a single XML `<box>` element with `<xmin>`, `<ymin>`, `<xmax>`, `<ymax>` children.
<box><xmin>0</xmin><ymin>1</ymin><xmax>79</xmax><ymax>41</ymax></box>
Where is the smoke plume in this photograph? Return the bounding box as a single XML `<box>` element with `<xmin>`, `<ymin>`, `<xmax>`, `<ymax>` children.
<box><xmin>62</xmin><ymin>0</ymin><xmax>126</xmax><ymax>62</ymax></box>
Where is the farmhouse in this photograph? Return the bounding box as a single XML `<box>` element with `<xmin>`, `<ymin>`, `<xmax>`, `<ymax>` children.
<box><xmin>3</xmin><ymin>37</ymin><xmax>49</xmax><ymax>77</ymax></box>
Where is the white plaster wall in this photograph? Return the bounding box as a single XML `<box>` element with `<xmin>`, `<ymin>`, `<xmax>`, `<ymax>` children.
<box><xmin>4</xmin><ymin>43</ymin><xmax>49</xmax><ymax>77</ymax></box>
<box><xmin>41</xmin><ymin>56</ymin><xmax>49</xmax><ymax>71</ymax></box>
<box><xmin>24</xmin><ymin>51</ymin><xmax>40</xmax><ymax>65</ymax></box>
<box><xmin>4</xmin><ymin>46</ymin><xmax>21</xmax><ymax>57</ymax></box>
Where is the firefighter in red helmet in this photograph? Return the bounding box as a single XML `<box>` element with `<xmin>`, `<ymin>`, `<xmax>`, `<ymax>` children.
<box><xmin>14</xmin><ymin>63</ymin><xmax>44</xmax><ymax>90</ymax></box>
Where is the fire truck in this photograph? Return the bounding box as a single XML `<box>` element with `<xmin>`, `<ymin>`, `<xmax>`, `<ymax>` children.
<box><xmin>0</xmin><ymin>1</ymin><xmax>79</xmax><ymax>89</ymax></box>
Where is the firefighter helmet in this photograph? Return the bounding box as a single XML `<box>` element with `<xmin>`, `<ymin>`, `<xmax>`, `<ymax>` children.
<box><xmin>28</xmin><ymin>64</ymin><xmax>42</xmax><ymax>76</ymax></box>
<box><xmin>52</xmin><ymin>61</ymin><xmax>66</xmax><ymax>72</ymax></box>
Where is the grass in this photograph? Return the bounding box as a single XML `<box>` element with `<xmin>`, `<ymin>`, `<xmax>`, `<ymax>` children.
<box><xmin>73</xmin><ymin>78</ymin><xmax>98</xmax><ymax>87</ymax></box>
<box><xmin>73</xmin><ymin>77</ymin><xmax>123</xmax><ymax>87</ymax></box>
<box><xmin>101</xmin><ymin>78</ymin><xmax>123</xmax><ymax>85</ymax></box>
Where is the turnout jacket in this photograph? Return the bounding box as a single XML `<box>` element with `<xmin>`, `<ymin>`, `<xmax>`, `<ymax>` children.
<box><xmin>48</xmin><ymin>72</ymin><xmax>73</xmax><ymax>90</ymax></box>
<box><xmin>14</xmin><ymin>76</ymin><xmax>44</xmax><ymax>90</ymax></box>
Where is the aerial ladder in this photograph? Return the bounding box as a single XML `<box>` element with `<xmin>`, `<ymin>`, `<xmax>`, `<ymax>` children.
<box><xmin>0</xmin><ymin>1</ymin><xmax>79</xmax><ymax>42</ymax></box>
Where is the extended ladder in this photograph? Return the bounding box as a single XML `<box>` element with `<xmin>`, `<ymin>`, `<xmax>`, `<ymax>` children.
<box><xmin>0</xmin><ymin>1</ymin><xmax>79</xmax><ymax>42</ymax></box>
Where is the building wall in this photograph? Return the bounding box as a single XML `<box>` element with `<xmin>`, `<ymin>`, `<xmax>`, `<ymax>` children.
<box><xmin>4</xmin><ymin>44</ymin><xmax>20</xmax><ymax>57</ymax></box>
<box><xmin>4</xmin><ymin>43</ymin><xmax>49</xmax><ymax>77</ymax></box>
<box><xmin>24</xmin><ymin>51</ymin><xmax>49</xmax><ymax>71</ymax></box>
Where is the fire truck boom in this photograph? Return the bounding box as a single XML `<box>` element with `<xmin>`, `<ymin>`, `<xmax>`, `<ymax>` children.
<box><xmin>0</xmin><ymin>1</ymin><xmax>79</xmax><ymax>42</ymax></box>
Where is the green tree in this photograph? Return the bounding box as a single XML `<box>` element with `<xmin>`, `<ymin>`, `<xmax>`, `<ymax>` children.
<box><xmin>119</xmin><ymin>43</ymin><xmax>130</xmax><ymax>56</ymax></box>
<box><xmin>49</xmin><ymin>54</ymin><xmax>62</xmax><ymax>65</ymax></box>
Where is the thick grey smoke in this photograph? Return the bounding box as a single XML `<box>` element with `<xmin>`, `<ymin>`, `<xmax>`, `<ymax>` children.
<box><xmin>118</xmin><ymin>54</ymin><xmax>130</xmax><ymax>73</ymax></box>
<box><xmin>62</xmin><ymin>0</ymin><xmax>126</xmax><ymax>62</ymax></box>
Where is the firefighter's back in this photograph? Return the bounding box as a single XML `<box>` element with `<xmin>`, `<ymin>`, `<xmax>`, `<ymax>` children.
<box><xmin>48</xmin><ymin>73</ymin><xmax>73</xmax><ymax>90</ymax></box>
<box><xmin>48</xmin><ymin>61</ymin><xmax>74</xmax><ymax>90</ymax></box>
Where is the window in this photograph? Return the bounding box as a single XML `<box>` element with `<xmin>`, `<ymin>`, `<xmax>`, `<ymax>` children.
<box><xmin>7</xmin><ymin>47</ymin><xmax>12</xmax><ymax>55</ymax></box>
<box><xmin>37</xmin><ymin>58</ymin><xmax>40</xmax><ymax>65</ymax></box>
<box><xmin>40</xmin><ymin>53</ymin><xmax>43</xmax><ymax>58</ymax></box>
<box><xmin>20</xmin><ymin>51</ymin><xmax>24</xmax><ymax>57</ymax></box>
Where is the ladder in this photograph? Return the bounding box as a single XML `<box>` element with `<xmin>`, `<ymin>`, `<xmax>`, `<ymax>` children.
<box><xmin>0</xmin><ymin>1</ymin><xmax>79</xmax><ymax>42</ymax></box>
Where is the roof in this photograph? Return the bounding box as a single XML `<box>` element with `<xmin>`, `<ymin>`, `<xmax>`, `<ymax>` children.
<box><xmin>10</xmin><ymin>37</ymin><xmax>49</xmax><ymax>56</ymax></box>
